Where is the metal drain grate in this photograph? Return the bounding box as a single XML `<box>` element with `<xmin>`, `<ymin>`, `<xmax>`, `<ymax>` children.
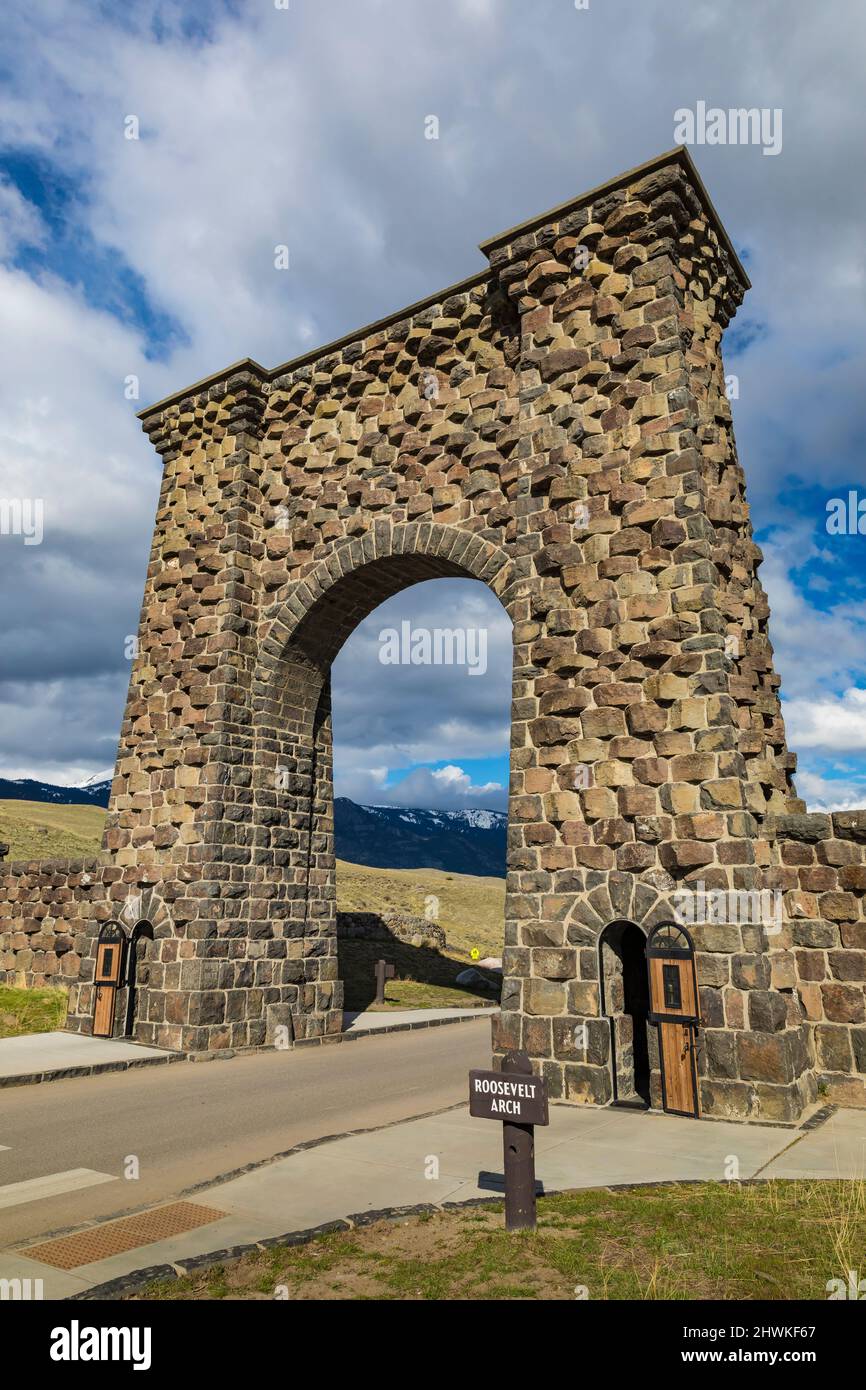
<box><xmin>22</xmin><ymin>1201</ymin><xmax>226</xmax><ymax>1269</ymax></box>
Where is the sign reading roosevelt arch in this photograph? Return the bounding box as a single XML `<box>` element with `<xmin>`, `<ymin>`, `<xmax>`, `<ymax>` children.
<box><xmin>52</xmin><ymin>147</ymin><xmax>866</xmax><ymax>1124</ymax></box>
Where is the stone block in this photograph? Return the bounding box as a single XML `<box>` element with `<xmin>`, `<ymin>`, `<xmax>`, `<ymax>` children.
<box><xmin>524</xmin><ymin>978</ymin><xmax>567</xmax><ymax>1015</ymax></box>
<box><xmin>737</xmin><ymin>1032</ymin><xmax>794</xmax><ymax>1085</ymax></box>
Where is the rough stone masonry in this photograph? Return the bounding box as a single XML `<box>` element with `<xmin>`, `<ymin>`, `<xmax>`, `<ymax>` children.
<box><xmin>2</xmin><ymin>148</ymin><xmax>865</xmax><ymax>1121</ymax></box>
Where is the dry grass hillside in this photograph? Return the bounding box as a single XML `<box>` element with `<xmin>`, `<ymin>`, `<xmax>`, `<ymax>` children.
<box><xmin>0</xmin><ymin>800</ymin><xmax>106</xmax><ymax>861</ymax></box>
<box><xmin>335</xmin><ymin>859</ymin><xmax>505</xmax><ymax>960</ymax></box>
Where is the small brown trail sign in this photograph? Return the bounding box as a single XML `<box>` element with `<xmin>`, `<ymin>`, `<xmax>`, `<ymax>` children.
<box><xmin>469</xmin><ymin>1050</ymin><xmax>548</xmax><ymax>1231</ymax></box>
<box><xmin>374</xmin><ymin>959</ymin><xmax>395</xmax><ymax>1005</ymax></box>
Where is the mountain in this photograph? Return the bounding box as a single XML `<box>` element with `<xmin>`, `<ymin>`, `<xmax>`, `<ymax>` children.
<box><xmin>334</xmin><ymin>798</ymin><xmax>506</xmax><ymax>877</ymax></box>
<box><xmin>0</xmin><ymin>774</ymin><xmax>507</xmax><ymax>875</ymax></box>
<box><xmin>0</xmin><ymin>776</ymin><xmax>112</xmax><ymax>808</ymax></box>
<box><xmin>75</xmin><ymin>767</ymin><xmax>115</xmax><ymax>791</ymax></box>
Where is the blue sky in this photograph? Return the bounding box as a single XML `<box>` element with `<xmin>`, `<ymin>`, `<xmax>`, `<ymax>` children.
<box><xmin>0</xmin><ymin>0</ymin><xmax>864</xmax><ymax>812</ymax></box>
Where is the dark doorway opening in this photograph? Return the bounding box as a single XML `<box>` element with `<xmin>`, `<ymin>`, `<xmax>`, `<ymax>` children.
<box><xmin>123</xmin><ymin>920</ymin><xmax>154</xmax><ymax>1038</ymax></box>
<box><xmin>599</xmin><ymin>920</ymin><xmax>651</xmax><ymax>1106</ymax></box>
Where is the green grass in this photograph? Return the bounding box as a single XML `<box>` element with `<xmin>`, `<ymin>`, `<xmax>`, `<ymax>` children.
<box><xmin>0</xmin><ymin>984</ymin><xmax>68</xmax><ymax>1038</ymax></box>
<box><xmin>365</xmin><ymin>977</ymin><xmax>497</xmax><ymax>1011</ymax></box>
<box><xmin>136</xmin><ymin>1180</ymin><xmax>866</xmax><ymax>1302</ymax></box>
<box><xmin>0</xmin><ymin>799</ymin><xmax>105</xmax><ymax>860</ymax></box>
<box><xmin>339</xmin><ymin>937</ymin><xmax>499</xmax><ymax>1011</ymax></box>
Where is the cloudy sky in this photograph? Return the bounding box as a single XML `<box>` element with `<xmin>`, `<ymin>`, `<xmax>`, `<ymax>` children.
<box><xmin>0</xmin><ymin>0</ymin><xmax>864</xmax><ymax>813</ymax></box>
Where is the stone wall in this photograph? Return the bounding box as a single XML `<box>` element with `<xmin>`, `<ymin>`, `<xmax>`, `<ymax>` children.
<box><xmin>336</xmin><ymin>911</ymin><xmax>446</xmax><ymax>950</ymax></box>
<box><xmin>0</xmin><ymin>856</ymin><xmax>106</xmax><ymax>990</ymax></box>
<box><xmin>767</xmin><ymin>813</ymin><xmax>866</xmax><ymax>1109</ymax></box>
<box><xmin>0</xmin><ymin>858</ymin><xmax>185</xmax><ymax>1047</ymax></box>
<box><xmin>1</xmin><ymin>147</ymin><xmax>864</xmax><ymax>1119</ymax></box>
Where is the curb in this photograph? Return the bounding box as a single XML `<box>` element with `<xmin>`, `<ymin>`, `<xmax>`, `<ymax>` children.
<box><xmin>0</xmin><ymin>1010</ymin><xmax>494</xmax><ymax>1089</ymax></box>
<box><xmin>0</xmin><ymin>1051</ymin><xmax>185</xmax><ymax>1089</ymax></box>
<box><xmin>13</xmin><ymin>1096</ymin><xmax>836</xmax><ymax>1254</ymax></box>
<box><xmin>295</xmin><ymin>1010</ymin><xmax>495</xmax><ymax>1047</ymax></box>
<box><xmin>68</xmin><ymin>1204</ymin><xmax>501</xmax><ymax>1300</ymax></box>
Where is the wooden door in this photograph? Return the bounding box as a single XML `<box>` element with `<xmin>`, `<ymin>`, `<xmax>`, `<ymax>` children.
<box><xmin>657</xmin><ymin>1018</ymin><xmax>700</xmax><ymax>1116</ymax></box>
<box><xmin>647</xmin><ymin>925</ymin><xmax>701</xmax><ymax>1118</ymax></box>
<box><xmin>92</xmin><ymin>926</ymin><xmax>126</xmax><ymax>1038</ymax></box>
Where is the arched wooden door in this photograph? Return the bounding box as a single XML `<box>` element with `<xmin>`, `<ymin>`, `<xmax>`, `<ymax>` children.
<box><xmin>92</xmin><ymin>921</ymin><xmax>127</xmax><ymax>1038</ymax></box>
<box><xmin>646</xmin><ymin>922</ymin><xmax>701</xmax><ymax>1118</ymax></box>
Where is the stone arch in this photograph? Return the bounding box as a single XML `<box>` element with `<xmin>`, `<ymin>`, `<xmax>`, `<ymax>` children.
<box><xmin>117</xmin><ymin>886</ymin><xmax>173</xmax><ymax>939</ymax></box>
<box><xmin>563</xmin><ymin>873</ymin><xmax>686</xmax><ymax>1111</ymax></box>
<box><xmin>66</xmin><ymin>147</ymin><xmax>842</xmax><ymax>1114</ymax></box>
<box><xmin>564</xmin><ymin>870</ymin><xmax>683</xmax><ymax>944</ymax></box>
<box><xmin>256</xmin><ymin>522</ymin><xmax>516</xmax><ymax>695</ymax></box>
<box><xmin>244</xmin><ymin>522</ymin><xmax>517</xmax><ymax>1041</ymax></box>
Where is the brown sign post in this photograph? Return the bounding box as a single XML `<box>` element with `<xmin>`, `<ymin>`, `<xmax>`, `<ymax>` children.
<box><xmin>469</xmin><ymin>1050</ymin><xmax>548</xmax><ymax>1231</ymax></box>
<box><xmin>374</xmin><ymin>959</ymin><xmax>395</xmax><ymax>1005</ymax></box>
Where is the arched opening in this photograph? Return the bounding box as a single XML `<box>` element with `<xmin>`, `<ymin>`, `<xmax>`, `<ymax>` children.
<box><xmin>252</xmin><ymin>534</ymin><xmax>515</xmax><ymax>1039</ymax></box>
<box><xmin>331</xmin><ymin>576</ymin><xmax>510</xmax><ymax>1014</ymax></box>
<box><xmin>124</xmin><ymin>920</ymin><xmax>155</xmax><ymax>1038</ymax></box>
<box><xmin>599</xmin><ymin>920</ymin><xmax>651</xmax><ymax>1107</ymax></box>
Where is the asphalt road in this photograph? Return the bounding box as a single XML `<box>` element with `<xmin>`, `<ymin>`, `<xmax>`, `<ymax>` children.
<box><xmin>0</xmin><ymin>1019</ymin><xmax>490</xmax><ymax>1248</ymax></box>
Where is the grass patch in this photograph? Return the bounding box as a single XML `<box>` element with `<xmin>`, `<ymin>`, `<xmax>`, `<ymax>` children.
<box><xmin>134</xmin><ymin>1180</ymin><xmax>866</xmax><ymax>1302</ymax></box>
<box><xmin>364</xmin><ymin>979</ymin><xmax>497</xmax><ymax>1011</ymax></box>
<box><xmin>0</xmin><ymin>799</ymin><xmax>105</xmax><ymax>860</ymax></box>
<box><xmin>336</xmin><ymin>859</ymin><xmax>505</xmax><ymax>960</ymax></box>
<box><xmin>0</xmin><ymin>984</ymin><xmax>68</xmax><ymax>1038</ymax></box>
<box><xmin>336</xmin><ymin>859</ymin><xmax>504</xmax><ymax>1011</ymax></box>
<box><xmin>339</xmin><ymin>937</ymin><xmax>499</xmax><ymax>1012</ymax></box>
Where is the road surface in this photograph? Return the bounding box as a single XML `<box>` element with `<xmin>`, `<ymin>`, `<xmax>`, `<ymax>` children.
<box><xmin>0</xmin><ymin>1019</ymin><xmax>490</xmax><ymax>1249</ymax></box>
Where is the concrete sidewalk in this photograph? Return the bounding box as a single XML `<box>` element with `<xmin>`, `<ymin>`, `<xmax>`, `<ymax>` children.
<box><xmin>0</xmin><ymin>1009</ymin><xmax>493</xmax><ymax>1087</ymax></box>
<box><xmin>0</xmin><ymin>1033</ymin><xmax>175</xmax><ymax>1085</ymax></box>
<box><xmin>5</xmin><ymin>1101</ymin><xmax>865</xmax><ymax>1300</ymax></box>
<box><xmin>343</xmin><ymin>1006</ymin><xmax>494</xmax><ymax>1033</ymax></box>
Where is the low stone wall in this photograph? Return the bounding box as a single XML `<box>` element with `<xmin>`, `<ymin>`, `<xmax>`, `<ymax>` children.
<box><xmin>0</xmin><ymin>869</ymin><xmax>448</xmax><ymax>1048</ymax></box>
<box><xmin>0</xmin><ymin>855</ymin><xmax>109</xmax><ymax>989</ymax></box>
<box><xmin>0</xmin><ymin>859</ymin><xmax>183</xmax><ymax>1047</ymax></box>
<box><xmin>765</xmin><ymin>811</ymin><xmax>866</xmax><ymax>1108</ymax></box>
<box><xmin>336</xmin><ymin>910</ymin><xmax>447</xmax><ymax>950</ymax></box>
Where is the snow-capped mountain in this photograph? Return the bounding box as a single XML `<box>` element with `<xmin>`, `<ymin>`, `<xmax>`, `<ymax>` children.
<box><xmin>335</xmin><ymin>798</ymin><xmax>506</xmax><ymax>876</ymax></box>
<box><xmin>0</xmin><ymin>774</ymin><xmax>112</xmax><ymax>807</ymax></box>
<box><xmin>0</xmin><ymin>775</ymin><xmax>507</xmax><ymax>875</ymax></box>
<box><xmin>74</xmin><ymin>767</ymin><xmax>115</xmax><ymax>790</ymax></box>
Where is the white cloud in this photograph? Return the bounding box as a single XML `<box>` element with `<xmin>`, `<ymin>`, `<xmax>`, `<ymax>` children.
<box><xmin>1</xmin><ymin>0</ymin><xmax>866</xmax><ymax>800</ymax></box>
<box><xmin>337</xmin><ymin>761</ymin><xmax>506</xmax><ymax>812</ymax></box>
<box><xmin>0</xmin><ymin>178</ymin><xmax>46</xmax><ymax>260</ymax></box>
<box><xmin>760</xmin><ymin>524</ymin><xmax>866</xmax><ymax>704</ymax></box>
<box><xmin>785</xmin><ymin>688</ymin><xmax>866</xmax><ymax>753</ymax></box>
<box><xmin>796</xmin><ymin>768</ymin><xmax>866</xmax><ymax>814</ymax></box>
<box><xmin>759</xmin><ymin>522</ymin><xmax>866</xmax><ymax>800</ymax></box>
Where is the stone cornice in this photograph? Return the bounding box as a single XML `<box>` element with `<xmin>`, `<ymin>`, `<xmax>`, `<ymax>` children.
<box><xmin>479</xmin><ymin>146</ymin><xmax>749</xmax><ymax>291</ymax></box>
<box><xmin>139</xmin><ymin>146</ymin><xmax>749</xmax><ymax>425</ymax></box>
